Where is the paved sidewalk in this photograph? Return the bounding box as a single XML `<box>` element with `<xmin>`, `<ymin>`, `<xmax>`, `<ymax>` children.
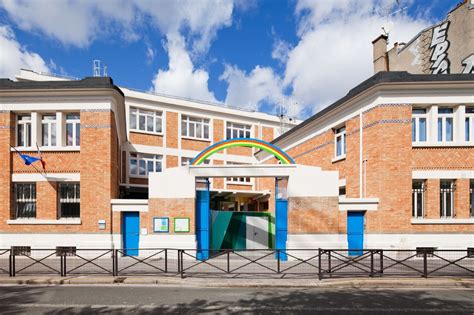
<box><xmin>0</xmin><ymin>275</ymin><xmax>473</xmax><ymax>288</ymax></box>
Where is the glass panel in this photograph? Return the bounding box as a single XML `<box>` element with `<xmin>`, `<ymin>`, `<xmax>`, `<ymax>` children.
<box><xmin>139</xmin><ymin>115</ymin><xmax>146</xmax><ymax>131</ymax></box>
<box><xmin>130</xmin><ymin>159</ymin><xmax>137</xmax><ymax>175</ymax></box>
<box><xmin>147</xmin><ymin>160</ymin><xmax>154</xmax><ymax>174</ymax></box>
<box><xmin>446</xmin><ymin>118</ymin><xmax>453</xmax><ymax>141</ymax></box>
<box><xmin>245</xmin><ymin>130</ymin><xmax>251</xmax><ymax>138</ymax></box>
<box><xmin>42</xmin><ymin>115</ymin><xmax>56</xmax><ymax>120</ymax></box>
<box><xmin>412</xmin><ymin>108</ymin><xmax>426</xmax><ymax>114</ymax></box>
<box><xmin>446</xmin><ymin>191</ymin><xmax>452</xmax><ymax>217</ymax></box>
<box><xmin>232</xmin><ymin>129</ymin><xmax>238</xmax><ymax>139</ymax></box>
<box><xmin>18</xmin><ymin>124</ymin><xmax>24</xmax><ymax>146</ymax></box>
<box><xmin>419</xmin><ymin>118</ymin><xmax>426</xmax><ymax>142</ymax></box>
<box><xmin>438</xmin><ymin>108</ymin><xmax>453</xmax><ymax>114</ymax></box>
<box><xmin>417</xmin><ymin>191</ymin><xmax>423</xmax><ymax>217</ymax></box>
<box><xmin>412</xmin><ymin>118</ymin><xmax>416</xmax><ymax>141</ymax></box>
<box><xmin>437</xmin><ymin>118</ymin><xmax>442</xmax><ymax>141</ymax></box>
<box><xmin>336</xmin><ymin>136</ymin><xmax>342</xmax><ymax>156</ymax></box>
<box><xmin>226</xmin><ymin>128</ymin><xmax>231</xmax><ymax>139</ymax></box>
<box><xmin>66</xmin><ymin>114</ymin><xmax>80</xmax><ymax>120</ymax></box>
<box><xmin>196</xmin><ymin>124</ymin><xmax>202</xmax><ymax>138</ymax></box>
<box><xmin>466</xmin><ymin>118</ymin><xmax>470</xmax><ymax>141</ymax></box>
<box><xmin>189</xmin><ymin>123</ymin><xmax>195</xmax><ymax>137</ymax></box>
<box><xmin>66</xmin><ymin>123</ymin><xmax>73</xmax><ymax>146</ymax></box>
<box><xmin>155</xmin><ymin>118</ymin><xmax>162</xmax><ymax>133</ymax></box>
<box><xmin>76</xmin><ymin>123</ymin><xmax>80</xmax><ymax>145</ymax></box>
<box><xmin>440</xmin><ymin>192</ymin><xmax>444</xmax><ymax>217</ymax></box>
<box><xmin>155</xmin><ymin>160</ymin><xmax>162</xmax><ymax>172</ymax></box>
<box><xmin>130</xmin><ymin>110</ymin><xmax>137</xmax><ymax>129</ymax></box>
<box><xmin>26</xmin><ymin>123</ymin><xmax>31</xmax><ymax>147</ymax></box>
<box><xmin>51</xmin><ymin>123</ymin><xmax>56</xmax><ymax>146</ymax></box>
<box><xmin>139</xmin><ymin>160</ymin><xmax>146</xmax><ymax>175</ymax></box>
<box><xmin>204</xmin><ymin>125</ymin><xmax>209</xmax><ymax>139</ymax></box>
<box><xmin>181</xmin><ymin>121</ymin><xmax>187</xmax><ymax>136</ymax></box>
<box><xmin>42</xmin><ymin>124</ymin><xmax>49</xmax><ymax>146</ymax></box>
<box><xmin>146</xmin><ymin>116</ymin><xmax>154</xmax><ymax>132</ymax></box>
<box><xmin>466</xmin><ymin>107</ymin><xmax>474</xmax><ymax>114</ymax></box>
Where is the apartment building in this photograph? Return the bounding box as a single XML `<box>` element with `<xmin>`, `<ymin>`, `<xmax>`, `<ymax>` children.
<box><xmin>257</xmin><ymin>71</ymin><xmax>474</xmax><ymax>249</ymax></box>
<box><xmin>0</xmin><ymin>70</ymin><xmax>293</xmax><ymax>249</ymax></box>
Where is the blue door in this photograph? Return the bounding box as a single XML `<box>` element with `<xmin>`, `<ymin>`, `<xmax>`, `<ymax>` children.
<box><xmin>123</xmin><ymin>212</ymin><xmax>140</xmax><ymax>256</ymax></box>
<box><xmin>196</xmin><ymin>186</ymin><xmax>210</xmax><ymax>260</ymax></box>
<box><xmin>347</xmin><ymin>211</ymin><xmax>364</xmax><ymax>256</ymax></box>
<box><xmin>275</xmin><ymin>199</ymin><xmax>288</xmax><ymax>261</ymax></box>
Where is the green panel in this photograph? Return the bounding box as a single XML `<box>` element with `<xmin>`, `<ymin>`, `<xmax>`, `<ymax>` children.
<box><xmin>210</xmin><ymin>211</ymin><xmax>233</xmax><ymax>250</ymax></box>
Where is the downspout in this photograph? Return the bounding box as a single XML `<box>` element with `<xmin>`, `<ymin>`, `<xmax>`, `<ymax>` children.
<box><xmin>359</xmin><ymin>112</ymin><xmax>363</xmax><ymax>198</ymax></box>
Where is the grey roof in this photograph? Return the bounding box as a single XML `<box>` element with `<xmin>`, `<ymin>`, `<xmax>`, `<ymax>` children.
<box><xmin>0</xmin><ymin>77</ymin><xmax>124</xmax><ymax>96</ymax></box>
<box><xmin>271</xmin><ymin>71</ymin><xmax>474</xmax><ymax>145</ymax></box>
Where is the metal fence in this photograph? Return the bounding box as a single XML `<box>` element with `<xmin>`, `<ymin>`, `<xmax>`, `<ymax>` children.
<box><xmin>2</xmin><ymin>248</ymin><xmax>473</xmax><ymax>279</ymax></box>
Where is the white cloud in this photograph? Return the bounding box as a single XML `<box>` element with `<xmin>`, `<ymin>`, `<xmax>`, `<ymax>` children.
<box><xmin>272</xmin><ymin>39</ymin><xmax>291</xmax><ymax>64</ymax></box>
<box><xmin>284</xmin><ymin>0</ymin><xmax>431</xmax><ymax>113</ymax></box>
<box><xmin>0</xmin><ymin>25</ymin><xmax>49</xmax><ymax>79</ymax></box>
<box><xmin>151</xmin><ymin>34</ymin><xmax>216</xmax><ymax>102</ymax></box>
<box><xmin>220</xmin><ymin>64</ymin><xmax>286</xmax><ymax>111</ymax></box>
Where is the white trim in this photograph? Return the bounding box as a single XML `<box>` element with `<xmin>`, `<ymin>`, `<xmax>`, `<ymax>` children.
<box><xmin>412</xmin><ymin>141</ymin><xmax>474</xmax><ymax>147</ymax></box>
<box><xmin>12</xmin><ymin>173</ymin><xmax>80</xmax><ymax>182</ymax></box>
<box><xmin>189</xmin><ymin>164</ymin><xmax>297</xmax><ymax>178</ymax></box>
<box><xmin>339</xmin><ymin>197</ymin><xmax>379</xmax><ymax>211</ymax></box>
<box><xmin>412</xmin><ymin>170</ymin><xmax>474</xmax><ymax>179</ymax></box>
<box><xmin>331</xmin><ymin>155</ymin><xmax>346</xmax><ymax>163</ymax></box>
<box><xmin>111</xmin><ymin>199</ymin><xmax>149</xmax><ymax>213</ymax></box>
<box><xmin>11</xmin><ymin>146</ymin><xmax>80</xmax><ymax>152</ymax></box>
<box><xmin>338</xmin><ymin>178</ymin><xmax>346</xmax><ymax>187</ymax></box>
<box><xmin>7</xmin><ymin>218</ymin><xmax>81</xmax><ymax>225</ymax></box>
<box><xmin>411</xmin><ymin>218</ymin><xmax>474</xmax><ymax>224</ymax></box>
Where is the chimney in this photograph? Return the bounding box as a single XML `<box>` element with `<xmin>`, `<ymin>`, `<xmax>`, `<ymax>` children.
<box><xmin>372</xmin><ymin>34</ymin><xmax>388</xmax><ymax>73</ymax></box>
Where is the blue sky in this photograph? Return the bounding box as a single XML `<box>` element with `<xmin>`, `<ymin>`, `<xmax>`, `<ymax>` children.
<box><xmin>0</xmin><ymin>0</ymin><xmax>460</xmax><ymax>118</ymax></box>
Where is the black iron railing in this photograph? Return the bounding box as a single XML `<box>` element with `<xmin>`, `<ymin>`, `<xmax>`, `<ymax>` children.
<box><xmin>2</xmin><ymin>248</ymin><xmax>473</xmax><ymax>279</ymax></box>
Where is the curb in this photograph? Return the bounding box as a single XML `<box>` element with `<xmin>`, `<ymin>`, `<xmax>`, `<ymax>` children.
<box><xmin>0</xmin><ymin>276</ymin><xmax>472</xmax><ymax>288</ymax></box>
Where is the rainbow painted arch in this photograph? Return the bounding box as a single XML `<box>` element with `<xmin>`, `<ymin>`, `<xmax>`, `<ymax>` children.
<box><xmin>190</xmin><ymin>138</ymin><xmax>295</xmax><ymax>165</ymax></box>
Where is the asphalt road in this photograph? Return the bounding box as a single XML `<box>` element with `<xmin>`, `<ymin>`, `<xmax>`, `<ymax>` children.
<box><xmin>0</xmin><ymin>285</ymin><xmax>473</xmax><ymax>314</ymax></box>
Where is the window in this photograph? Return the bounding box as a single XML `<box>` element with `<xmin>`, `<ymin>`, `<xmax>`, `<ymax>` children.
<box><xmin>465</xmin><ymin>107</ymin><xmax>474</xmax><ymax>141</ymax></box>
<box><xmin>339</xmin><ymin>186</ymin><xmax>346</xmax><ymax>197</ymax></box>
<box><xmin>181</xmin><ymin>115</ymin><xmax>210</xmax><ymax>140</ymax></box>
<box><xmin>14</xmin><ymin>183</ymin><xmax>36</xmax><ymax>219</ymax></box>
<box><xmin>335</xmin><ymin>126</ymin><xmax>346</xmax><ymax>158</ymax></box>
<box><xmin>440</xmin><ymin>180</ymin><xmax>455</xmax><ymax>218</ymax></box>
<box><xmin>412</xmin><ymin>108</ymin><xmax>427</xmax><ymax>142</ymax></box>
<box><xmin>226</xmin><ymin>162</ymin><xmax>251</xmax><ymax>184</ymax></box>
<box><xmin>59</xmin><ymin>183</ymin><xmax>80</xmax><ymax>218</ymax></box>
<box><xmin>129</xmin><ymin>153</ymin><xmax>163</xmax><ymax>176</ymax></box>
<box><xmin>129</xmin><ymin>107</ymin><xmax>163</xmax><ymax>133</ymax></box>
<box><xmin>226</xmin><ymin>122</ymin><xmax>251</xmax><ymax>139</ymax></box>
<box><xmin>470</xmin><ymin>180</ymin><xmax>474</xmax><ymax>217</ymax></box>
<box><xmin>412</xmin><ymin>180</ymin><xmax>425</xmax><ymax>218</ymax></box>
<box><xmin>181</xmin><ymin>157</ymin><xmax>210</xmax><ymax>166</ymax></box>
<box><xmin>42</xmin><ymin>114</ymin><xmax>57</xmax><ymax>146</ymax></box>
<box><xmin>437</xmin><ymin>108</ymin><xmax>453</xmax><ymax>142</ymax></box>
<box><xmin>17</xmin><ymin>115</ymin><xmax>31</xmax><ymax>147</ymax></box>
<box><xmin>66</xmin><ymin>113</ymin><xmax>80</xmax><ymax>146</ymax></box>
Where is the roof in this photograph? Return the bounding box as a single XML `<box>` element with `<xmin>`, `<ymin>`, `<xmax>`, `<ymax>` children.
<box><xmin>0</xmin><ymin>77</ymin><xmax>124</xmax><ymax>96</ymax></box>
<box><xmin>270</xmin><ymin>71</ymin><xmax>474</xmax><ymax>145</ymax></box>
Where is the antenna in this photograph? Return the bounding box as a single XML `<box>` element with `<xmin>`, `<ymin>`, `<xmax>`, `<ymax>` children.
<box><xmin>103</xmin><ymin>65</ymin><xmax>108</xmax><ymax>77</ymax></box>
<box><xmin>379</xmin><ymin>0</ymin><xmax>407</xmax><ymax>39</ymax></box>
<box><xmin>93</xmin><ymin>60</ymin><xmax>101</xmax><ymax>77</ymax></box>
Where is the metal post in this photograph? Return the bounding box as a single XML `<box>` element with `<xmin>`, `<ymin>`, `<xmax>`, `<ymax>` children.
<box><xmin>318</xmin><ymin>248</ymin><xmax>322</xmax><ymax>280</ymax></box>
<box><xmin>277</xmin><ymin>250</ymin><xmax>281</xmax><ymax>274</ymax></box>
<box><xmin>370</xmin><ymin>250</ymin><xmax>374</xmax><ymax>277</ymax></box>
<box><xmin>112</xmin><ymin>249</ymin><xmax>118</xmax><ymax>277</ymax></box>
<box><xmin>9</xmin><ymin>254</ymin><xmax>12</xmax><ymax>277</ymax></box>
<box><xmin>379</xmin><ymin>250</ymin><xmax>384</xmax><ymax>275</ymax></box>
<box><xmin>328</xmin><ymin>250</ymin><xmax>332</xmax><ymax>276</ymax></box>
<box><xmin>180</xmin><ymin>250</ymin><xmax>184</xmax><ymax>279</ymax></box>
<box><xmin>227</xmin><ymin>250</ymin><xmax>230</xmax><ymax>274</ymax></box>
<box><xmin>423</xmin><ymin>250</ymin><xmax>428</xmax><ymax>278</ymax></box>
<box><xmin>165</xmin><ymin>249</ymin><xmax>168</xmax><ymax>273</ymax></box>
<box><xmin>11</xmin><ymin>254</ymin><xmax>15</xmax><ymax>277</ymax></box>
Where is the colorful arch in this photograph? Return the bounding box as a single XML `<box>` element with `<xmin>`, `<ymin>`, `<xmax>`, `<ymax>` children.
<box><xmin>190</xmin><ymin>138</ymin><xmax>295</xmax><ymax>165</ymax></box>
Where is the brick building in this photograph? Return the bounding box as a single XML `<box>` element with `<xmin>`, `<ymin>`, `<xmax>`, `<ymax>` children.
<box><xmin>0</xmin><ymin>70</ymin><xmax>293</xmax><ymax>249</ymax></box>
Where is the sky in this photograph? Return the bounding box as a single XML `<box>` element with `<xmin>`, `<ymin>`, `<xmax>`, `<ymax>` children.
<box><xmin>0</xmin><ymin>0</ymin><xmax>461</xmax><ymax>119</ymax></box>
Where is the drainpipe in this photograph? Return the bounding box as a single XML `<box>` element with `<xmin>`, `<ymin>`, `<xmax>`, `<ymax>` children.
<box><xmin>359</xmin><ymin>112</ymin><xmax>363</xmax><ymax>198</ymax></box>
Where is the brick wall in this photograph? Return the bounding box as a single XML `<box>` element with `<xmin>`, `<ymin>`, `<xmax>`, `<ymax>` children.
<box><xmin>147</xmin><ymin>198</ymin><xmax>195</xmax><ymax>233</ymax></box>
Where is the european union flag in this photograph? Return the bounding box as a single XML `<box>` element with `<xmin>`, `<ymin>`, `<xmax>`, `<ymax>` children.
<box><xmin>19</xmin><ymin>154</ymin><xmax>41</xmax><ymax>166</ymax></box>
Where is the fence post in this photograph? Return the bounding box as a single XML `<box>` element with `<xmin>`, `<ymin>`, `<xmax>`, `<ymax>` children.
<box><xmin>10</xmin><ymin>253</ymin><xmax>15</xmax><ymax>277</ymax></box>
<box><xmin>177</xmin><ymin>250</ymin><xmax>181</xmax><ymax>273</ymax></box>
<box><xmin>379</xmin><ymin>250</ymin><xmax>384</xmax><ymax>275</ymax></box>
<box><xmin>60</xmin><ymin>255</ymin><xmax>65</xmax><ymax>277</ymax></box>
<box><xmin>423</xmin><ymin>250</ymin><xmax>428</xmax><ymax>278</ymax></box>
<box><xmin>112</xmin><ymin>249</ymin><xmax>118</xmax><ymax>277</ymax></box>
<box><xmin>9</xmin><ymin>253</ymin><xmax>12</xmax><ymax>277</ymax></box>
<box><xmin>180</xmin><ymin>250</ymin><xmax>184</xmax><ymax>279</ymax></box>
<box><xmin>328</xmin><ymin>250</ymin><xmax>332</xmax><ymax>276</ymax></box>
<box><xmin>277</xmin><ymin>249</ymin><xmax>281</xmax><ymax>274</ymax></box>
<box><xmin>318</xmin><ymin>248</ymin><xmax>322</xmax><ymax>280</ymax></box>
<box><xmin>370</xmin><ymin>250</ymin><xmax>374</xmax><ymax>277</ymax></box>
<box><xmin>165</xmin><ymin>249</ymin><xmax>168</xmax><ymax>273</ymax></box>
<box><xmin>226</xmin><ymin>250</ymin><xmax>230</xmax><ymax>274</ymax></box>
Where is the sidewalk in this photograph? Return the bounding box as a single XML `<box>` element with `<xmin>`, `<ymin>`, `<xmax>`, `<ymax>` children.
<box><xmin>0</xmin><ymin>275</ymin><xmax>473</xmax><ymax>288</ymax></box>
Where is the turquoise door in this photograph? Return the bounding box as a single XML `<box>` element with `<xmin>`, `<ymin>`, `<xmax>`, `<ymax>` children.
<box><xmin>123</xmin><ymin>212</ymin><xmax>140</xmax><ymax>256</ymax></box>
<box><xmin>196</xmin><ymin>185</ymin><xmax>210</xmax><ymax>260</ymax></box>
<box><xmin>347</xmin><ymin>211</ymin><xmax>364</xmax><ymax>256</ymax></box>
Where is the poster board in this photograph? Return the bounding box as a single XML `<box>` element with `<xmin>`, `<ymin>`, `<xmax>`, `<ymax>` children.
<box><xmin>174</xmin><ymin>217</ymin><xmax>190</xmax><ymax>233</ymax></box>
<box><xmin>153</xmin><ymin>217</ymin><xmax>169</xmax><ymax>233</ymax></box>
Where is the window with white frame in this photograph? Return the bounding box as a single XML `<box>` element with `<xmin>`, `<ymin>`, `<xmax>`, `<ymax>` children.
<box><xmin>14</xmin><ymin>183</ymin><xmax>36</xmax><ymax>219</ymax></box>
<box><xmin>66</xmin><ymin>113</ymin><xmax>80</xmax><ymax>146</ymax></box>
<box><xmin>42</xmin><ymin>114</ymin><xmax>57</xmax><ymax>147</ymax></box>
<box><xmin>334</xmin><ymin>126</ymin><xmax>346</xmax><ymax>158</ymax></box>
<box><xmin>465</xmin><ymin>107</ymin><xmax>474</xmax><ymax>141</ymax></box>
<box><xmin>440</xmin><ymin>180</ymin><xmax>455</xmax><ymax>218</ymax></box>
<box><xmin>181</xmin><ymin>115</ymin><xmax>210</xmax><ymax>140</ymax></box>
<box><xmin>412</xmin><ymin>180</ymin><xmax>425</xmax><ymax>218</ymax></box>
<box><xmin>437</xmin><ymin>108</ymin><xmax>454</xmax><ymax>142</ymax></box>
<box><xmin>129</xmin><ymin>153</ymin><xmax>163</xmax><ymax>177</ymax></box>
<box><xmin>59</xmin><ymin>183</ymin><xmax>80</xmax><ymax>218</ymax></box>
<box><xmin>412</xmin><ymin>108</ymin><xmax>427</xmax><ymax>142</ymax></box>
<box><xmin>17</xmin><ymin>115</ymin><xmax>32</xmax><ymax>147</ymax></box>
<box><xmin>226</xmin><ymin>122</ymin><xmax>251</xmax><ymax>139</ymax></box>
<box><xmin>226</xmin><ymin>162</ymin><xmax>251</xmax><ymax>184</ymax></box>
<box><xmin>129</xmin><ymin>107</ymin><xmax>163</xmax><ymax>134</ymax></box>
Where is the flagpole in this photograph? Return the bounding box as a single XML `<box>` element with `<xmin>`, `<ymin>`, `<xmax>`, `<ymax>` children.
<box><xmin>9</xmin><ymin>144</ymin><xmax>47</xmax><ymax>178</ymax></box>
